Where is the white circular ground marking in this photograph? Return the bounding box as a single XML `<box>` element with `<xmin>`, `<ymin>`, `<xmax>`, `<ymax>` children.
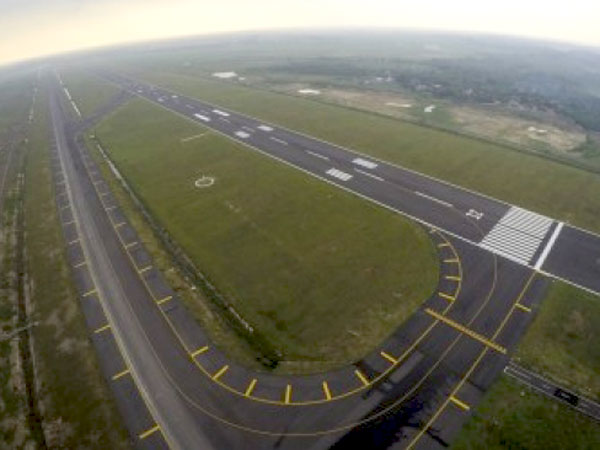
<box><xmin>194</xmin><ymin>176</ymin><xmax>215</xmax><ymax>188</ymax></box>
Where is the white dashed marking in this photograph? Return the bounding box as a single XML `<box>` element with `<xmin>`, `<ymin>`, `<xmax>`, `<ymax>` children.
<box><xmin>306</xmin><ymin>150</ymin><xmax>329</xmax><ymax>160</ymax></box>
<box><xmin>212</xmin><ymin>109</ymin><xmax>230</xmax><ymax>117</ymax></box>
<box><xmin>235</xmin><ymin>131</ymin><xmax>250</xmax><ymax>139</ymax></box>
<box><xmin>257</xmin><ymin>125</ymin><xmax>273</xmax><ymax>132</ymax></box>
<box><xmin>269</xmin><ymin>137</ymin><xmax>288</xmax><ymax>146</ymax></box>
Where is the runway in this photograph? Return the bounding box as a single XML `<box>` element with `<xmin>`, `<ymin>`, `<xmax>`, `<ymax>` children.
<box><xmin>100</xmin><ymin>71</ymin><xmax>600</xmax><ymax>298</ymax></box>
<box><xmin>44</xmin><ymin>68</ymin><xmax>592</xmax><ymax>449</ymax></box>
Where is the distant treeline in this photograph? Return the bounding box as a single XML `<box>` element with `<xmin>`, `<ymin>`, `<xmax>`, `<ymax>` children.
<box><xmin>265</xmin><ymin>50</ymin><xmax>600</xmax><ymax>132</ymax></box>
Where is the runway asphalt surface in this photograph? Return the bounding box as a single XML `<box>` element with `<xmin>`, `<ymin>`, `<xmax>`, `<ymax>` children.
<box><xmin>44</xmin><ymin>69</ymin><xmax>596</xmax><ymax>449</ymax></box>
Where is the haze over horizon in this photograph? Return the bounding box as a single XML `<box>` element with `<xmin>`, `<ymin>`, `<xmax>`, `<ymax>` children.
<box><xmin>1</xmin><ymin>0</ymin><xmax>599</xmax><ymax>66</ymax></box>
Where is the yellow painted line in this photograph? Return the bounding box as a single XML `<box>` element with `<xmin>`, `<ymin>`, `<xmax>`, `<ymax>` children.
<box><xmin>380</xmin><ymin>351</ymin><xmax>397</xmax><ymax>365</ymax></box>
<box><xmin>445</xmin><ymin>275</ymin><xmax>461</xmax><ymax>281</ymax></box>
<box><xmin>114</xmin><ymin>222</ymin><xmax>126</xmax><ymax>228</ymax></box>
<box><xmin>284</xmin><ymin>384</ymin><xmax>292</xmax><ymax>404</ymax></box>
<box><xmin>212</xmin><ymin>365</ymin><xmax>229</xmax><ymax>381</ymax></box>
<box><xmin>439</xmin><ymin>292</ymin><xmax>455</xmax><ymax>302</ymax></box>
<box><xmin>138</xmin><ymin>265</ymin><xmax>152</xmax><ymax>274</ymax></box>
<box><xmin>425</xmin><ymin>308</ymin><xmax>506</xmax><ymax>354</ymax></box>
<box><xmin>438</xmin><ymin>242</ymin><xmax>450</xmax><ymax>248</ymax></box>
<box><xmin>190</xmin><ymin>346</ymin><xmax>209</xmax><ymax>358</ymax></box>
<box><xmin>125</xmin><ymin>241</ymin><xmax>138</xmax><ymax>249</ymax></box>
<box><xmin>67</xmin><ymin>238</ymin><xmax>80</xmax><ymax>245</ymax></box>
<box><xmin>138</xmin><ymin>424</ymin><xmax>160</xmax><ymax>440</ymax></box>
<box><xmin>112</xmin><ymin>369</ymin><xmax>130</xmax><ymax>381</ymax></box>
<box><xmin>74</xmin><ymin>261</ymin><xmax>87</xmax><ymax>268</ymax></box>
<box><xmin>322</xmin><ymin>381</ymin><xmax>332</xmax><ymax>400</ymax></box>
<box><xmin>156</xmin><ymin>295</ymin><xmax>173</xmax><ymax>305</ymax></box>
<box><xmin>450</xmin><ymin>396</ymin><xmax>470</xmax><ymax>411</ymax></box>
<box><xmin>245</xmin><ymin>378</ymin><xmax>257</xmax><ymax>397</ymax></box>
<box><xmin>94</xmin><ymin>324</ymin><xmax>110</xmax><ymax>334</ymax></box>
<box><xmin>82</xmin><ymin>289</ymin><xmax>97</xmax><ymax>297</ymax></box>
<box><xmin>444</xmin><ymin>258</ymin><xmax>459</xmax><ymax>263</ymax></box>
<box><xmin>515</xmin><ymin>303</ymin><xmax>532</xmax><ymax>313</ymax></box>
<box><xmin>354</xmin><ymin>369</ymin><xmax>369</xmax><ymax>386</ymax></box>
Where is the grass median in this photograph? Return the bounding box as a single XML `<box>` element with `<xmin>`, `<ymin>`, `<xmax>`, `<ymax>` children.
<box><xmin>93</xmin><ymin>97</ymin><xmax>439</xmax><ymax>372</ymax></box>
<box><xmin>452</xmin><ymin>375</ymin><xmax>600</xmax><ymax>449</ymax></box>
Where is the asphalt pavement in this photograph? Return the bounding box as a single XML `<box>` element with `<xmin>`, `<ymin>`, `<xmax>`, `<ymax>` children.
<box><xmin>42</xmin><ymin>69</ymin><xmax>597</xmax><ymax>449</ymax></box>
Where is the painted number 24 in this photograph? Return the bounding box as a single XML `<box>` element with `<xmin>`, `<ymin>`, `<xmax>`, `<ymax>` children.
<box><xmin>466</xmin><ymin>209</ymin><xmax>484</xmax><ymax>220</ymax></box>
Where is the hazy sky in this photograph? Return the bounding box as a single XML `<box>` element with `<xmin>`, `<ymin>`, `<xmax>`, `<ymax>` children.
<box><xmin>1</xmin><ymin>0</ymin><xmax>599</xmax><ymax>65</ymax></box>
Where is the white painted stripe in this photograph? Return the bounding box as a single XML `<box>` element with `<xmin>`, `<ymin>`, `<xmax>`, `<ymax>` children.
<box><xmin>235</xmin><ymin>131</ymin><xmax>250</xmax><ymax>139</ymax></box>
<box><xmin>269</xmin><ymin>137</ymin><xmax>288</xmax><ymax>146</ymax></box>
<box><xmin>352</xmin><ymin>158</ymin><xmax>378</xmax><ymax>169</ymax></box>
<box><xmin>534</xmin><ymin>222</ymin><xmax>564</xmax><ymax>271</ymax></box>
<box><xmin>326</xmin><ymin>168</ymin><xmax>353</xmax><ymax>181</ymax></box>
<box><xmin>212</xmin><ymin>109</ymin><xmax>230</xmax><ymax>117</ymax></box>
<box><xmin>193</xmin><ymin>113</ymin><xmax>211</xmax><ymax>122</ymax></box>
<box><xmin>257</xmin><ymin>125</ymin><xmax>273</xmax><ymax>132</ymax></box>
<box><xmin>354</xmin><ymin>168</ymin><xmax>384</xmax><ymax>182</ymax></box>
<box><xmin>414</xmin><ymin>191</ymin><xmax>453</xmax><ymax>208</ymax></box>
<box><xmin>306</xmin><ymin>150</ymin><xmax>330</xmax><ymax>160</ymax></box>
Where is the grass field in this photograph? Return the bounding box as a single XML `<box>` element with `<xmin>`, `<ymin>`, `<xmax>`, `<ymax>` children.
<box><xmin>0</xmin><ymin>77</ymin><xmax>33</xmax><ymax>448</ymax></box>
<box><xmin>94</xmin><ymin>97</ymin><xmax>438</xmax><ymax>370</ymax></box>
<box><xmin>23</xmin><ymin>85</ymin><xmax>130</xmax><ymax>448</ymax></box>
<box><xmin>452</xmin><ymin>375</ymin><xmax>600</xmax><ymax>450</ymax></box>
<box><xmin>59</xmin><ymin>69</ymin><xmax>120</xmax><ymax>118</ymax></box>
<box><xmin>119</xmin><ymin>69</ymin><xmax>600</xmax><ymax>233</ymax></box>
<box><xmin>514</xmin><ymin>281</ymin><xmax>600</xmax><ymax>400</ymax></box>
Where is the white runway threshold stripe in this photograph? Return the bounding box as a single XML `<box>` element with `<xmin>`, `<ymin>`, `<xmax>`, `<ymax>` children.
<box><xmin>257</xmin><ymin>125</ymin><xmax>274</xmax><ymax>132</ymax></box>
<box><xmin>212</xmin><ymin>109</ymin><xmax>230</xmax><ymax>117</ymax></box>
<box><xmin>326</xmin><ymin>168</ymin><xmax>353</xmax><ymax>181</ymax></box>
<box><xmin>352</xmin><ymin>158</ymin><xmax>378</xmax><ymax>169</ymax></box>
<box><xmin>480</xmin><ymin>206</ymin><xmax>554</xmax><ymax>266</ymax></box>
<box><xmin>534</xmin><ymin>222</ymin><xmax>564</xmax><ymax>270</ymax></box>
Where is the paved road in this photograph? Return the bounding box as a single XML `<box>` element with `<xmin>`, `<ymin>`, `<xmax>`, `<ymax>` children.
<box><xmin>504</xmin><ymin>362</ymin><xmax>600</xmax><ymax>422</ymax></box>
<box><xmin>45</xmin><ymin>68</ymin><xmax>584</xmax><ymax>449</ymax></box>
<box><xmin>100</xmin><ymin>71</ymin><xmax>600</xmax><ymax>298</ymax></box>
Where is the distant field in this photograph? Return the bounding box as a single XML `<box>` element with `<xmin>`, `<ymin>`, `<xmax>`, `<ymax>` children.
<box><xmin>452</xmin><ymin>375</ymin><xmax>600</xmax><ymax>450</ymax></box>
<box><xmin>120</xmin><ymin>70</ymin><xmax>600</xmax><ymax>233</ymax></box>
<box><xmin>60</xmin><ymin>69</ymin><xmax>120</xmax><ymax>118</ymax></box>
<box><xmin>94</xmin><ymin>98</ymin><xmax>438</xmax><ymax>369</ymax></box>
<box><xmin>514</xmin><ymin>281</ymin><xmax>600</xmax><ymax>400</ymax></box>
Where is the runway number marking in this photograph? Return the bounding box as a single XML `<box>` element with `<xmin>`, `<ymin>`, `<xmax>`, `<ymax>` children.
<box><xmin>466</xmin><ymin>209</ymin><xmax>484</xmax><ymax>220</ymax></box>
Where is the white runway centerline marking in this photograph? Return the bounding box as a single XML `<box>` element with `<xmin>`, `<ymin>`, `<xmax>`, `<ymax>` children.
<box><xmin>326</xmin><ymin>168</ymin><xmax>353</xmax><ymax>181</ymax></box>
<box><xmin>212</xmin><ymin>109</ymin><xmax>230</xmax><ymax>117</ymax></box>
<box><xmin>352</xmin><ymin>158</ymin><xmax>378</xmax><ymax>169</ymax></box>
<box><xmin>193</xmin><ymin>113</ymin><xmax>211</xmax><ymax>122</ymax></box>
<box><xmin>534</xmin><ymin>222</ymin><xmax>564</xmax><ymax>270</ymax></box>
<box><xmin>480</xmin><ymin>206</ymin><xmax>553</xmax><ymax>265</ymax></box>
<box><xmin>354</xmin><ymin>168</ymin><xmax>384</xmax><ymax>181</ymax></box>
<box><xmin>306</xmin><ymin>150</ymin><xmax>329</xmax><ymax>160</ymax></box>
<box><xmin>414</xmin><ymin>191</ymin><xmax>453</xmax><ymax>207</ymax></box>
<box><xmin>269</xmin><ymin>137</ymin><xmax>288</xmax><ymax>146</ymax></box>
